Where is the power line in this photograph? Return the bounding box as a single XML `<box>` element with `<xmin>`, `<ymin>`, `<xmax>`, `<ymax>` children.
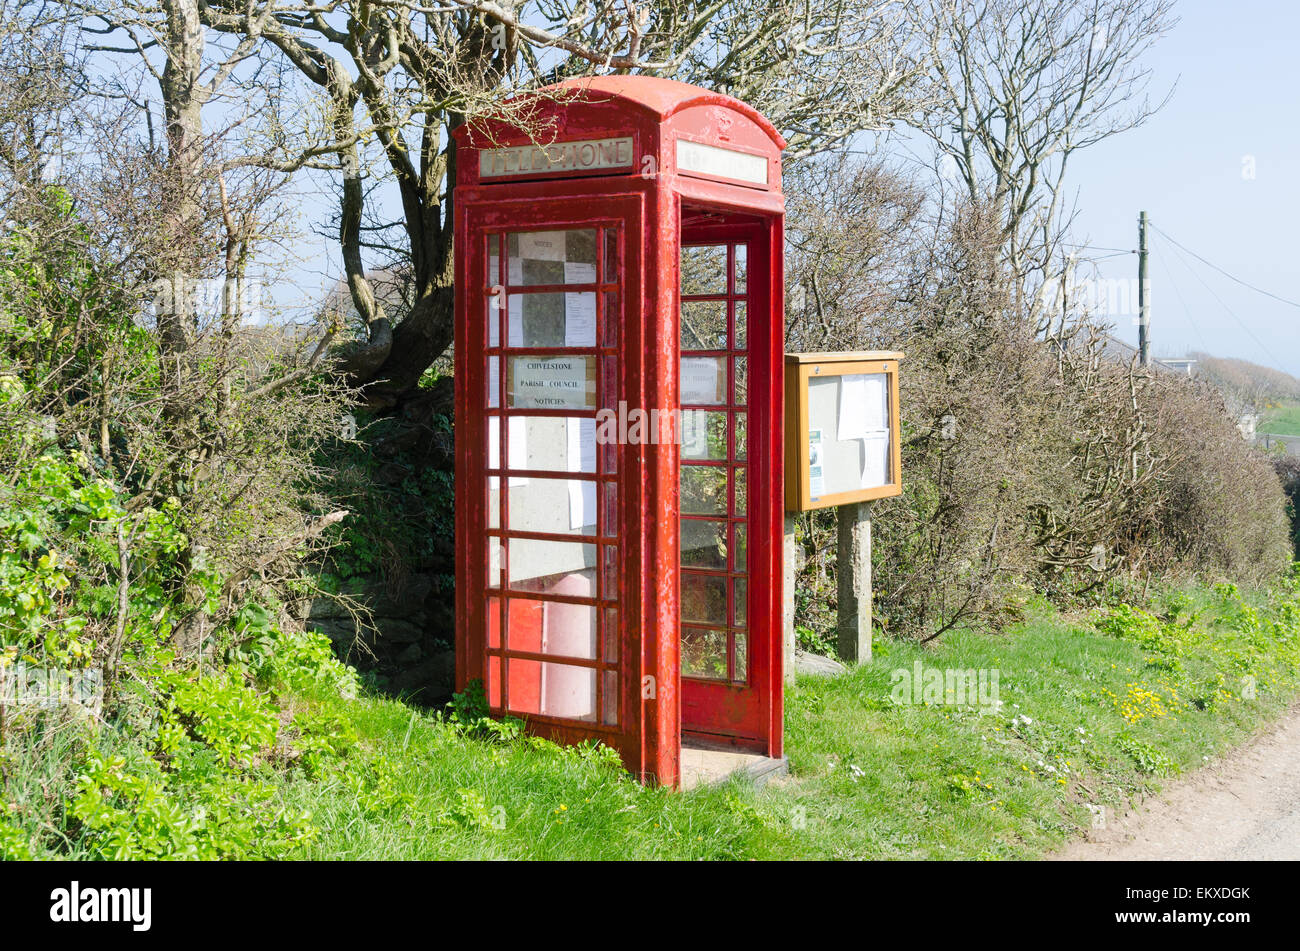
<box><xmin>1066</xmin><ymin>243</ymin><xmax>1136</xmax><ymax>255</ymax></box>
<box><xmin>1149</xmin><ymin>222</ymin><xmax>1300</xmax><ymax>310</ymax></box>
<box><xmin>1150</xmin><ymin>235</ymin><xmax>1211</xmax><ymax>355</ymax></box>
<box><xmin>1153</xmin><ymin>230</ymin><xmax>1285</xmax><ymax>372</ymax></box>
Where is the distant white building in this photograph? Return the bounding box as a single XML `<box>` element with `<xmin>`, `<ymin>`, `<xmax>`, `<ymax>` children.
<box><xmin>1160</xmin><ymin>358</ymin><xmax>1197</xmax><ymax>377</ymax></box>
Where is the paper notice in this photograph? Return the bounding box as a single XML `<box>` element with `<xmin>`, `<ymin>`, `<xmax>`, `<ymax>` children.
<box><xmin>563</xmin><ymin>292</ymin><xmax>597</xmax><ymax>347</ymax></box>
<box><xmin>837</xmin><ymin>374</ymin><xmax>869</xmax><ymax>440</ymax></box>
<box><xmin>518</xmin><ymin>231</ymin><xmax>566</xmax><ymax>261</ymax></box>
<box><xmin>864</xmin><ymin>374</ymin><xmax>887</xmax><ymax>430</ymax></box>
<box><xmin>566</xmin><ymin>417</ymin><xmax>597</xmax><ymax>529</ymax></box>
<box><xmin>564</xmin><ymin>261</ymin><xmax>597</xmax><ymax>285</ymax></box>
<box><xmin>510</xmin><ymin>355</ymin><xmax>594</xmax><ymax>409</ymax></box>
<box><xmin>860</xmin><ymin>431</ymin><xmax>890</xmax><ymax>489</ymax></box>
<box><xmin>681</xmin><ymin>357</ymin><xmax>722</xmax><ymax>404</ymax></box>
<box><xmin>566</xmin><ymin>416</ymin><xmax>596</xmax><ymax>472</ymax></box>
<box><xmin>838</xmin><ymin>373</ymin><xmax>889</xmax><ymax>440</ymax></box>
<box><xmin>809</xmin><ymin>428</ymin><xmax>826</xmax><ymax>498</ymax></box>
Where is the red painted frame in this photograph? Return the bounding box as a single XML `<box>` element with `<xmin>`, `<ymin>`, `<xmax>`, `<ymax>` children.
<box><xmin>453</xmin><ymin>77</ymin><xmax>785</xmax><ymax>786</ymax></box>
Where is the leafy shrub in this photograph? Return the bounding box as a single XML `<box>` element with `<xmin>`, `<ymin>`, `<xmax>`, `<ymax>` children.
<box><xmin>1116</xmin><ymin>733</ymin><xmax>1178</xmax><ymax>777</ymax></box>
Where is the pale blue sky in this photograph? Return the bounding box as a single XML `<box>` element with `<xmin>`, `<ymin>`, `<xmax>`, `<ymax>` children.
<box><xmin>1062</xmin><ymin>0</ymin><xmax>1300</xmax><ymax>374</ymax></box>
<box><xmin>279</xmin><ymin>1</ymin><xmax>1299</xmax><ymax>375</ymax></box>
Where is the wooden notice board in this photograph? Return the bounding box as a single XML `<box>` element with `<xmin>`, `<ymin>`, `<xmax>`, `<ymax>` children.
<box><xmin>784</xmin><ymin>352</ymin><xmax>903</xmax><ymax>511</ymax></box>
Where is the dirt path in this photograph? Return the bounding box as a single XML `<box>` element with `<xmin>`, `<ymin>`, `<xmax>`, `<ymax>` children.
<box><xmin>1057</xmin><ymin>704</ymin><xmax>1300</xmax><ymax>861</ymax></box>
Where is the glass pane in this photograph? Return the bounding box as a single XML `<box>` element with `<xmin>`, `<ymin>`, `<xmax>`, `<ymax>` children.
<box><xmin>733</xmin><ymin>467</ymin><xmax>747</xmax><ymax>515</ymax></box>
<box><xmin>682</xmin><ymin>573</ymin><xmax>727</xmax><ymax>626</ymax></box>
<box><xmin>680</xmin><ymin>244</ymin><xmax>727</xmax><ymax>296</ymax></box>
<box><xmin>601</xmin><ymin>481</ymin><xmax>617</xmax><ymax>537</ymax></box>
<box><xmin>492</xmin><ymin>415</ymin><xmax>596</xmax><ymax>473</ymax></box>
<box><xmin>507</xmin><ymin>229</ymin><xmax>597</xmax><ymax>286</ymax></box>
<box><xmin>601</xmin><ymin>545</ymin><xmax>617</xmax><ymax>598</ymax></box>
<box><xmin>681</xmin><ymin>356</ymin><xmax>725</xmax><ymax>405</ymax></box>
<box><xmin>505</xmin><ymin>598</ymin><xmax>596</xmax><ymax>660</ymax></box>
<box><xmin>507</xmin><ymin>540</ymin><xmax>596</xmax><ymax>593</ymax></box>
<box><xmin>733</xmin><ymin>632</ymin><xmax>747</xmax><ymax>683</ymax></box>
<box><xmin>680</xmin><ymin>300</ymin><xmax>726</xmax><ymax>351</ymax></box>
<box><xmin>734</xmin><ymin>245</ymin><xmax>747</xmax><ymax>294</ymax></box>
<box><xmin>601</xmin><ymin>354</ymin><xmax>618</xmax><ymax>406</ymax></box>
<box><xmin>506</xmin><ymin>658</ymin><xmax>596</xmax><ymax>722</ymax></box>
<box><xmin>487</xmin><ymin>296</ymin><xmax>500</xmax><ymax>348</ymax></box>
<box><xmin>733</xmin><ymin>300</ymin><xmax>747</xmax><ymax>350</ymax></box>
<box><xmin>487</xmin><ymin>596</ymin><xmax>501</xmax><ymax>648</ymax></box>
<box><xmin>603</xmin><ymin>607</ymin><xmax>618</xmax><ymax>662</ymax></box>
<box><xmin>507</xmin><ymin>293</ymin><xmax>596</xmax><ymax>348</ymax></box>
<box><xmin>682</xmin><ymin>628</ymin><xmax>728</xmax><ymax>681</ymax></box>
<box><xmin>733</xmin><ymin>577</ymin><xmax>747</xmax><ymax>627</ymax></box>
<box><xmin>602</xmin><ymin>228</ymin><xmax>619</xmax><ymax>284</ymax></box>
<box><xmin>502</xmin><ymin>596</ymin><xmax>543</xmax><ymax>653</ymax></box>
<box><xmin>733</xmin><ymin>411</ymin><xmax>747</xmax><ymax>461</ymax></box>
<box><xmin>488</xmin><ymin>538</ymin><xmax>503</xmax><ymax>588</ymax></box>
<box><xmin>680</xmin><ymin>410</ymin><xmax>729</xmax><ymax>461</ymax></box>
<box><xmin>732</xmin><ymin>523</ymin><xmax>747</xmax><ymax>572</ymax></box>
<box><xmin>486</xmin><ymin>234</ymin><xmax>502</xmax><ymax>287</ymax></box>
<box><xmin>507</xmin><ymin>354</ymin><xmax>596</xmax><ymax>409</ymax></box>
<box><xmin>599</xmin><ymin>432</ymin><xmax>617</xmax><ymax>474</ymax></box>
<box><xmin>488</xmin><ymin>656</ymin><xmax>502</xmax><ymax>708</ymax></box>
<box><xmin>680</xmin><ymin>465</ymin><xmax>727</xmax><ymax>515</ymax></box>
<box><xmin>681</xmin><ymin>518</ymin><xmax>727</xmax><ymax>569</ymax></box>
<box><xmin>504</xmin><ymin>477</ymin><xmax>596</xmax><ymax>535</ymax></box>
<box><xmin>487</xmin><ymin>479</ymin><xmax>500</xmax><ymax>529</ymax></box>
<box><xmin>734</xmin><ymin>355</ymin><xmax>747</xmax><ymax>404</ymax></box>
<box><xmin>602</xmin><ymin>291</ymin><xmax>619</xmax><ymax>348</ymax></box>
<box><xmin>487</xmin><ymin>356</ymin><xmax>499</xmax><ymax>408</ymax></box>
<box><xmin>601</xmin><ymin>669</ymin><xmax>618</xmax><ymax>726</ymax></box>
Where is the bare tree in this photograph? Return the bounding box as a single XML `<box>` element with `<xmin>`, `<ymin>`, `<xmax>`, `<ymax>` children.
<box><xmin>191</xmin><ymin>0</ymin><xmax>926</xmax><ymax>407</ymax></box>
<box><xmin>906</xmin><ymin>0</ymin><xmax>1175</xmax><ymax>328</ymax></box>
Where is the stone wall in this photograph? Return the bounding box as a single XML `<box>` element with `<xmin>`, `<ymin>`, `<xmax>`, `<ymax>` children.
<box><xmin>299</xmin><ymin>381</ymin><xmax>458</xmax><ymax>706</ymax></box>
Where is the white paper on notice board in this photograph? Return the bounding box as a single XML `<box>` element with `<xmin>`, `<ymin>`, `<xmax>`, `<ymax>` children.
<box><xmin>838</xmin><ymin>373</ymin><xmax>888</xmax><ymax>440</ymax></box>
<box><xmin>860</xmin><ymin>431</ymin><xmax>890</xmax><ymax>489</ymax></box>
<box><xmin>809</xmin><ymin>428</ymin><xmax>826</xmax><ymax>498</ymax></box>
<box><xmin>566</xmin><ymin>417</ymin><xmax>597</xmax><ymax>529</ymax></box>
<box><xmin>864</xmin><ymin>374</ymin><xmax>887</xmax><ymax>430</ymax></box>
<box><xmin>837</xmin><ymin>375</ymin><xmax>869</xmax><ymax>441</ymax></box>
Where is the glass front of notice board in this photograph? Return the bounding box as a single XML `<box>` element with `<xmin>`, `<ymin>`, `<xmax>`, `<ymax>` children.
<box><xmin>805</xmin><ymin>372</ymin><xmax>892</xmax><ymax>500</ymax></box>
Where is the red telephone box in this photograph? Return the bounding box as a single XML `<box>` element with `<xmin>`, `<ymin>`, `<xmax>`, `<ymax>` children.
<box><xmin>452</xmin><ymin>76</ymin><xmax>785</xmax><ymax>786</ymax></box>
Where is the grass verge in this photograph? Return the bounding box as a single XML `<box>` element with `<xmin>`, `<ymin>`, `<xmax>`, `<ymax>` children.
<box><xmin>1262</xmin><ymin>403</ymin><xmax>1300</xmax><ymax>436</ymax></box>
<box><xmin>270</xmin><ymin>578</ymin><xmax>1300</xmax><ymax>860</ymax></box>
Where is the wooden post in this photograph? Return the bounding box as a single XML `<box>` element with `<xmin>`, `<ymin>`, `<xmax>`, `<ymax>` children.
<box><xmin>783</xmin><ymin>513</ymin><xmax>799</xmax><ymax>683</ymax></box>
<box><xmin>836</xmin><ymin>501</ymin><xmax>873</xmax><ymax>663</ymax></box>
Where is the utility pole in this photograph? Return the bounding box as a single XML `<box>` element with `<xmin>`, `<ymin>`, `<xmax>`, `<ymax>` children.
<box><xmin>1138</xmin><ymin>210</ymin><xmax>1150</xmax><ymax>366</ymax></box>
